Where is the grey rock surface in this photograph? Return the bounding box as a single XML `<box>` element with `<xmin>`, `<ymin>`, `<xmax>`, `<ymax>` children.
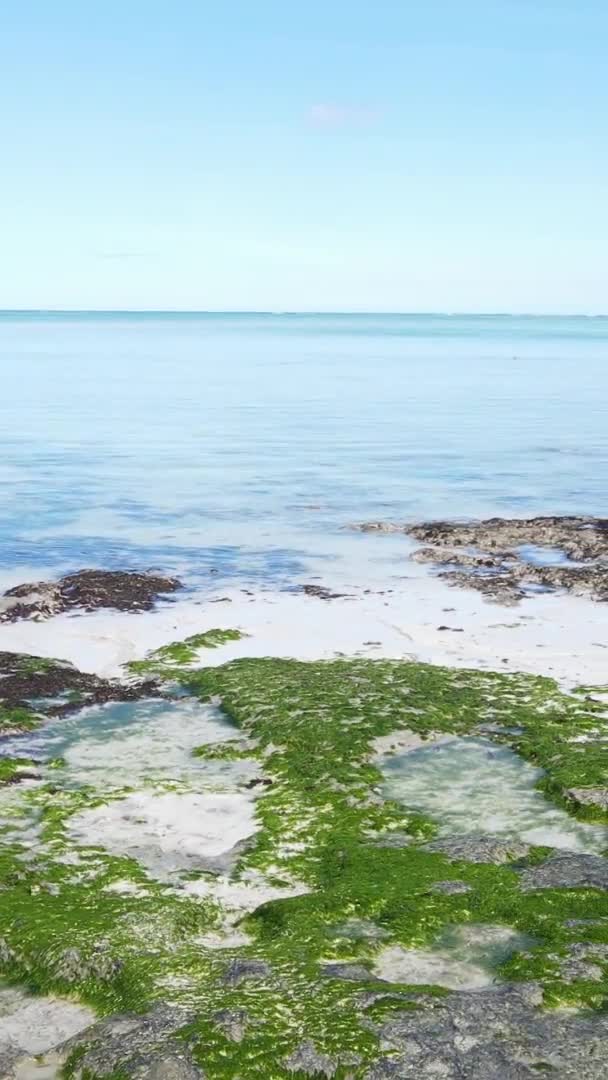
<box><xmin>426</xmin><ymin>833</ymin><xmax>531</xmax><ymax>864</ymax></box>
<box><xmin>520</xmin><ymin>852</ymin><xmax>608</xmax><ymax>892</ymax></box>
<box><xmin>363</xmin><ymin>981</ymin><xmax>608</xmax><ymax>1078</ymax></box>
<box><xmin>321</xmin><ymin>962</ymin><xmax>378</xmax><ymax>982</ymax></box>
<box><xmin>212</xmin><ymin>1008</ymin><xmax>249</xmax><ymax>1043</ymax></box>
<box><xmin>284</xmin><ymin>1040</ymin><xmax>338</xmax><ymax>1076</ymax></box>
<box><xmin>48</xmin><ymin>1002</ymin><xmax>201</xmax><ymax>1079</ymax></box>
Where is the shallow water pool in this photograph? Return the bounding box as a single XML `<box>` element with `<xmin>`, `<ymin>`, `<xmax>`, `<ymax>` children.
<box><xmin>382</xmin><ymin>736</ymin><xmax>608</xmax><ymax>855</ymax></box>
<box><xmin>0</xmin><ymin>697</ymin><xmax>248</xmax><ymax>790</ymax></box>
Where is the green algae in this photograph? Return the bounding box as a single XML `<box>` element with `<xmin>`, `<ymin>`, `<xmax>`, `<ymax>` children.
<box><xmin>126</xmin><ymin>629</ymin><xmax>245</xmax><ymax>678</ymax></box>
<box><xmin>1</xmin><ymin>653</ymin><xmax>608</xmax><ymax>1076</ymax></box>
<box><xmin>0</xmin><ymin>756</ymin><xmax>38</xmax><ymax>784</ymax></box>
<box><xmin>0</xmin><ymin>705</ymin><xmax>40</xmax><ymax>733</ymax></box>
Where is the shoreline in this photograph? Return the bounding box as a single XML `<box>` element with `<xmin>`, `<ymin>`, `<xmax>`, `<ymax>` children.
<box><xmin>0</xmin><ymin>571</ymin><xmax>606</xmax><ymax>689</ymax></box>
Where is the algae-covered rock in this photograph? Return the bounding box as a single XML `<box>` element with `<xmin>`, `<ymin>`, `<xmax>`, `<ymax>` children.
<box><xmin>0</xmin><ymin>568</ymin><xmax>181</xmax><ymax>623</ymax></box>
<box><xmin>0</xmin><ymin>649</ymin><xmax>160</xmax><ymax>732</ymax></box>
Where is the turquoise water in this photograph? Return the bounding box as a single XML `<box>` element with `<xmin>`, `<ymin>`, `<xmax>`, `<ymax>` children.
<box><xmin>1</xmin><ymin>312</ymin><xmax>606</xmax><ymax>588</ymax></box>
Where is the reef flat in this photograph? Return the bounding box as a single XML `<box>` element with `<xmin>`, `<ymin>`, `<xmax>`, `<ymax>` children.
<box><xmin>0</xmin><ymin>624</ymin><xmax>608</xmax><ymax>1077</ymax></box>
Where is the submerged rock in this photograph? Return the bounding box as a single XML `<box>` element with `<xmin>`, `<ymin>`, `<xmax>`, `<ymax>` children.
<box><xmin>0</xmin><ymin>983</ymin><xmax>94</xmax><ymax>1069</ymax></box>
<box><xmin>364</xmin><ymin>981</ymin><xmax>608</xmax><ymax>1078</ymax></box>
<box><xmin>0</xmin><ymin>568</ymin><xmax>182</xmax><ymax>623</ymax></box>
<box><xmin>425</xmin><ymin>834</ymin><xmax>531</xmax><ymax>864</ymax></box>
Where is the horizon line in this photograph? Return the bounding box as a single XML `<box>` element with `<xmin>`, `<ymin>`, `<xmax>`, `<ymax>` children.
<box><xmin>1</xmin><ymin>308</ymin><xmax>608</xmax><ymax>319</ymax></box>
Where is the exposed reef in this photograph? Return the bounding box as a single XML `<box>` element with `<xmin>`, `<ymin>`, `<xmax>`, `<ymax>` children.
<box><xmin>353</xmin><ymin>516</ymin><xmax>608</xmax><ymax>604</ymax></box>
<box><xmin>0</xmin><ymin>568</ymin><xmax>182</xmax><ymax>622</ymax></box>
<box><xmin>2</xmin><ymin>641</ymin><xmax>608</xmax><ymax>1075</ymax></box>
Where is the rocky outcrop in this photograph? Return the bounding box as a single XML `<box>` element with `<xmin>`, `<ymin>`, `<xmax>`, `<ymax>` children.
<box><xmin>363</xmin><ymin>981</ymin><xmax>608</xmax><ymax>1078</ymax></box>
<box><xmin>0</xmin><ymin>568</ymin><xmax>182</xmax><ymax>623</ymax></box>
<box><xmin>352</xmin><ymin>516</ymin><xmax>608</xmax><ymax>604</ymax></box>
<box><xmin>0</xmin><ymin>649</ymin><xmax>160</xmax><ymax>730</ymax></box>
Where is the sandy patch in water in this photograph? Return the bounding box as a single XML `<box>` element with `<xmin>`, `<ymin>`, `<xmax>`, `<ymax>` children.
<box><xmin>373</xmin><ymin>924</ymin><xmax>532</xmax><ymax>990</ymax></box>
<box><xmin>0</xmin><ymin>983</ymin><xmax>93</xmax><ymax>1055</ymax></box>
<box><xmin>68</xmin><ymin>790</ymin><xmax>258</xmax><ymax>878</ymax></box>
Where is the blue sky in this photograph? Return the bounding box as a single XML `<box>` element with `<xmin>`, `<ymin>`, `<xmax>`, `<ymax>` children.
<box><xmin>1</xmin><ymin>1</ymin><xmax>607</xmax><ymax>312</ymax></box>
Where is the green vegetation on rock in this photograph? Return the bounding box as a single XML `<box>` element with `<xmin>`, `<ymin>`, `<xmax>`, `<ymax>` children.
<box><xmin>1</xmin><ymin>650</ymin><xmax>608</xmax><ymax>1076</ymax></box>
<box><xmin>126</xmin><ymin>629</ymin><xmax>245</xmax><ymax>677</ymax></box>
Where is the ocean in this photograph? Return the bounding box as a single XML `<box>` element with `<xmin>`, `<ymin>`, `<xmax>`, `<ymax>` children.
<box><xmin>1</xmin><ymin>311</ymin><xmax>606</xmax><ymax>590</ymax></box>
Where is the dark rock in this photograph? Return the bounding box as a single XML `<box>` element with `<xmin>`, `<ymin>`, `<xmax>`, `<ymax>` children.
<box><xmin>426</xmin><ymin>834</ymin><xmax>531</xmax><ymax>865</ymax></box>
<box><xmin>430</xmin><ymin>880</ymin><xmax>472</xmax><ymax>895</ymax></box>
<box><xmin>221</xmin><ymin>958</ymin><xmax>271</xmax><ymax>986</ymax></box>
<box><xmin>0</xmin><ymin>649</ymin><xmax>161</xmax><ymax>727</ymax></box>
<box><xmin>363</xmin><ymin>980</ymin><xmax>608</xmax><ymax>1078</ymax></box>
<box><xmin>520</xmin><ymin>853</ymin><xmax>608</xmax><ymax>892</ymax></box>
<box><xmin>300</xmin><ymin>584</ymin><xmax>348</xmax><ymax>601</ymax></box>
<box><xmin>0</xmin><ymin>569</ymin><xmax>182</xmax><ymax>623</ymax></box>
<box><xmin>354</xmin><ymin>516</ymin><xmax>608</xmax><ymax>604</ymax></box>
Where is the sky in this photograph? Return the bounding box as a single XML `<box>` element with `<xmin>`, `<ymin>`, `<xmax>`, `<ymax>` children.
<box><xmin>1</xmin><ymin>1</ymin><xmax>607</xmax><ymax>313</ymax></box>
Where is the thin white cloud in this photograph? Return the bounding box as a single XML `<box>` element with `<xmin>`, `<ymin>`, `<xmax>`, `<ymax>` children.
<box><xmin>307</xmin><ymin>103</ymin><xmax>382</xmax><ymax>129</ymax></box>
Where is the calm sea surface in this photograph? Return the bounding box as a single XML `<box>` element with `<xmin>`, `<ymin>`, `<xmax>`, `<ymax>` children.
<box><xmin>1</xmin><ymin>312</ymin><xmax>606</xmax><ymax>588</ymax></box>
